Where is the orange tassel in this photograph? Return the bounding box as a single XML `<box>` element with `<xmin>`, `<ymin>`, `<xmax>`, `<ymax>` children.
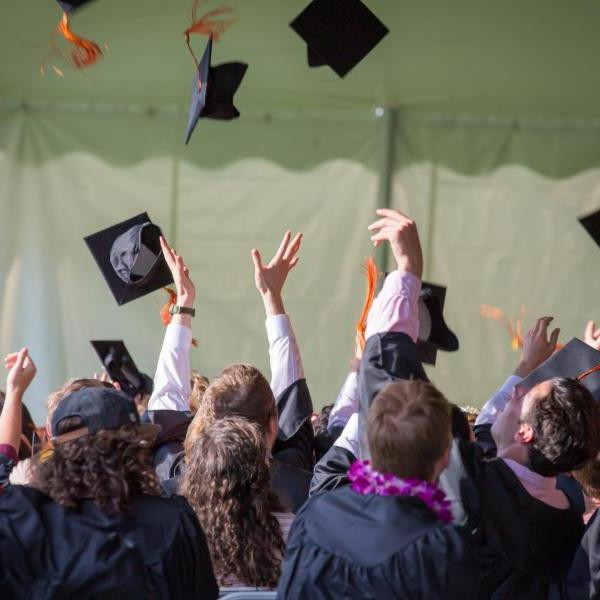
<box><xmin>57</xmin><ymin>12</ymin><xmax>102</xmax><ymax>69</ymax></box>
<box><xmin>184</xmin><ymin>5</ymin><xmax>236</xmax><ymax>41</ymax></box>
<box><xmin>481</xmin><ymin>304</ymin><xmax>562</xmax><ymax>354</ymax></box>
<box><xmin>355</xmin><ymin>257</ymin><xmax>380</xmax><ymax>356</ymax></box>
<box><xmin>183</xmin><ymin>1</ymin><xmax>236</xmax><ymax>65</ymax></box>
<box><xmin>161</xmin><ymin>287</ymin><xmax>198</xmax><ymax>347</ymax></box>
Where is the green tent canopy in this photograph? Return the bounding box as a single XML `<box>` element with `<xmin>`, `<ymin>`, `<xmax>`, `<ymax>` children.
<box><xmin>2</xmin><ymin>0</ymin><xmax>600</xmax><ymax>421</ymax></box>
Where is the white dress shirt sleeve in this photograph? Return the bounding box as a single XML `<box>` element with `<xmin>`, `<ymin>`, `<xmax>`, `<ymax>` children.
<box><xmin>475</xmin><ymin>374</ymin><xmax>523</xmax><ymax>426</ymax></box>
<box><xmin>148</xmin><ymin>324</ymin><xmax>193</xmax><ymax>412</ymax></box>
<box><xmin>266</xmin><ymin>314</ymin><xmax>304</xmax><ymax>399</ymax></box>
<box><xmin>328</xmin><ymin>371</ymin><xmax>359</xmax><ymax>434</ymax></box>
<box><xmin>365</xmin><ymin>270</ymin><xmax>422</xmax><ymax>341</ymax></box>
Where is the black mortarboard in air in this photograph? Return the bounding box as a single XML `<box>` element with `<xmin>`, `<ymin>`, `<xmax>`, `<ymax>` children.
<box><xmin>579</xmin><ymin>209</ymin><xmax>600</xmax><ymax>248</ymax></box>
<box><xmin>290</xmin><ymin>0</ymin><xmax>389</xmax><ymax>78</ymax></box>
<box><xmin>515</xmin><ymin>338</ymin><xmax>600</xmax><ymax>402</ymax></box>
<box><xmin>90</xmin><ymin>340</ymin><xmax>153</xmax><ymax>398</ymax></box>
<box><xmin>84</xmin><ymin>212</ymin><xmax>173</xmax><ymax>305</ymax></box>
<box><xmin>417</xmin><ymin>282</ymin><xmax>460</xmax><ymax>366</ymax></box>
<box><xmin>56</xmin><ymin>0</ymin><xmax>95</xmax><ymax>13</ymax></box>
<box><xmin>185</xmin><ymin>37</ymin><xmax>249</xmax><ymax>144</ymax></box>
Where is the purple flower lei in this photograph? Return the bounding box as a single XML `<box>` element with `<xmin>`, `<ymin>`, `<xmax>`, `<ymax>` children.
<box><xmin>348</xmin><ymin>459</ymin><xmax>453</xmax><ymax>524</ymax></box>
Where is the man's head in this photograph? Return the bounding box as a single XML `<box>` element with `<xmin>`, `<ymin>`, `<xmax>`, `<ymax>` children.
<box><xmin>368</xmin><ymin>380</ymin><xmax>452</xmax><ymax>482</ymax></box>
<box><xmin>184</xmin><ymin>363</ymin><xmax>277</xmax><ymax>457</ymax></box>
<box><xmin>492</xmin><ymin>377</ymin><xmax>600</xmax><ymax>476</ymax></box>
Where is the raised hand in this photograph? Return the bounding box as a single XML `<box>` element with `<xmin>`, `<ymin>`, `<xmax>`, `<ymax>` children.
<box><xmin>514</xmin><ymin>317</ymin><xmax>560</xmax><ymax>378</ymax></box>
<box><xmin>251</xmin><ymin>231</ymin><xmax>302</xmax><ymax>316</ymax></box>
<box><xmin>160</xmin><ymin>236</ymin><xmax>195</xmax><ymax>308</ymax></box>
<box><xmin>584</xmin><ymin>320</ymin><xmax>600</xmax><ymax>351</ymax></box>
<box><xmin>368</xmin><ymin>209</ymin><xmax>423</xmax><ymax>278</ymax></box>
<box><xmin>4</xmin><ymin>348</ymin><xmax>37</xmax><ymax>397</ymax></box>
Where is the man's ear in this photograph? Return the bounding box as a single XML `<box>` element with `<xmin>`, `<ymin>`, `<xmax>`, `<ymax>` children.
<box><xmin>515</xmin><ymin>422</ymin><xmax>534</xmax><ymax>445</ymax></box>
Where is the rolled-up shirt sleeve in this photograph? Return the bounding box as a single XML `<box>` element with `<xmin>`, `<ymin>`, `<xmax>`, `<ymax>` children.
<box><xmin>328</xmin><ymin>372</ymin><xmax>359</xmax><ymax>434</ymax></box>
<box><xmin>148</xmin><ymin>324</ymin><xmax>193</xmax><ymax>412</ymax></box>
<box><xmin>475</xmin><ymin>374</ymin><xmax>523</xmax><ymax>426</ymax></box>
<box><xmin>365</xmin><ymin>270</ymin><xmax>421</xmax><ymax>341</ymax></box>
<box><xmin>266</xmin><ymin>314</ymin><xmax>304</xmax><ymax>399</ymax></box>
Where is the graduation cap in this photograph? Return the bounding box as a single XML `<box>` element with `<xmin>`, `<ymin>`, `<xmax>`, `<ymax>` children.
<box><xmin>91</xmin><ymin>340</ymin><xmax>153</xmax><ymax>398</ymax></box>
<box><xmin>515</xmin><ymin>338</ymin><xmax>600</xmax><ymax>402</ymax></box>
<box><xmin>84</xmin><ymin>212</ymin><xmax>173</xmax><ymax>305</ymax></box>
<box><xmin>185</xmin><ymin>36</ymin><xmax>248</xmax><ymax>144</ymax></box>
<box><xmin>290</xmin><ymin>0</ymin><xmax>389</xmax><ymax>78</ymax></box>
<box><xmin>417</xmin><ymin>283</ymin><xmax>459</xmax><ymax>366</ymax></box>
<box><xmin>579</xmin><ymin>209</ymin><xmax>600</xmax><ymax>248</ymax></box>
<box><xmin>57</xmin><ymin>0</ymin><xmax>95</xmax><ymax>12</ymax></box>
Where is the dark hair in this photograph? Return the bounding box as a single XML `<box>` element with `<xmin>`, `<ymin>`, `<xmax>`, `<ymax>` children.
<box><xmin>523</xmin><ymin>378</ymin><xmax>600</xmax><ymax>477</ymax></box>
<box><xmin>313</xmin><ymin>404</ymin><xmax>334</xmax><ymax>461</ymax></box>
<box><xmin>368</xmin><ymin>380</ymin><xmax>451</xmax><ymax>481</ymax></box>
<box><xmin>185</xmin><ymin>364</ymin><xmax>276</xmax><ymax>457</ymax></box>
<box><xmin>450</xmin><ymin>404</ymin><xmax>472</xmax><ymax>443</ymax></box>
<box><xmin>182</xmin><ymin>417</ymin><xmax>285</xmax><ymax>588</ymax></box>
<box><xmin>33</xmin><ymin>417</ymin><xmax>162</xmax><ymax>515</ymax></box>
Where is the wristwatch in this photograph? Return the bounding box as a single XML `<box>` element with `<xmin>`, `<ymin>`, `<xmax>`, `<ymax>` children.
<box><xmin>169</xmin><ymin>305</ymin><xmax>196</xmax><ymax>317</ymax></box>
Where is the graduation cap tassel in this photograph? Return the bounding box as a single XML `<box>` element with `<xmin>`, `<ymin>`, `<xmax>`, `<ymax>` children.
<box><xmin>184</xmin><ymin>1</ymin><xmax>236</xmax><ymax>62</ymax></box>
<box><xmin>57</xmin><ymin>12</ymin><xmax>102</xmax><ymax>69</ymax></box>
<box><xmin>161</xmin><ymin>287</ymin><xmax>198</xmax><ymax>347</ymax></box>
<box><xmin>355</xmin><ymin>257</ymin><xmax>380</xmax><ymax>357</ymax></box>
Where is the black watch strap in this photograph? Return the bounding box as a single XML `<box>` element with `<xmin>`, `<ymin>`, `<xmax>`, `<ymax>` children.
<box><xmin>169</xmin><ymin>305</ymin><xmax>196</xmax><ymax>317</ymax></box>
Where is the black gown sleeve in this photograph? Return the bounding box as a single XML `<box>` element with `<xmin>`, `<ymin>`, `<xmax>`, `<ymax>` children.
<box><xmin>162</xmin><ymin>500</ymin><xmax>219</xmax><ymax>600</ymax></box>
<box><xmin>309</xmin><ymin>445</ymin><xmax>355</xmax><ymax>497</ymax></box>
<box><xmin>273</xmin><ymin>379</ymin><xmax>315</xmax><ymax>472</ymax></box>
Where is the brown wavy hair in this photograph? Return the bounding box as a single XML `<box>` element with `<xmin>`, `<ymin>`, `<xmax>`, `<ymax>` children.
<box><xmin>33</xmin><ymin>418</ymin><xmax>162</xmax><ymax>515</ymax></box>
<box><xmin>189</xmin><ymin>371</ymin><xmax>210</xmax><ymax>415</ymax></box>
<box><xmin>184</xmin><ymin>363</ymin><xmax>276</xmax><ymax>457</ymax></box>
<box><xmin>182</xmin><ymin>417</ymin><xmax>285</xmax><ymax>588</ymax></box>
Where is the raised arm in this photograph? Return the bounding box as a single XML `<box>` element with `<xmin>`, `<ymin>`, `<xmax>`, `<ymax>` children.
<box><xmin>475</xmin><ymin>316</ymin><xmax>560</xmax><ymax>427</ymax></box>
<box><xmin>365</xmin><ymin>208</ymin><xmax>423</xmax><ymax>340</ymax></box>
<box><xmin>148</xmin><ymin>238</ymin><xmax>196</xmax><ymax>412</ymax></box>
<box><xmin>0</xmin><ymin>349</ymin><xmax>36</xmax><ymax>486</ymax></box>
<box><xmin>252</xmin><ymin>231</ymin><xmax>304</xmax><ymax>397</ymax></box>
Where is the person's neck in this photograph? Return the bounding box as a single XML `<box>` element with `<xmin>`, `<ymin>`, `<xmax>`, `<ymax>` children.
<box><xmin>496</xmin><ymin>442</ymin><xmax>528</xmax><ymax>466</ymax></box>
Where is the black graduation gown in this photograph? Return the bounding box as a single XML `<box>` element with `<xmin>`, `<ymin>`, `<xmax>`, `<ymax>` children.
<box><xmin>310</xmin><ymin>331</ymin><xmax>428</xmax><ymax>497</ymax></box>
<box><xmin>277</xmin><ymin>485</ymin><xmax>483</xmax><ymax>600</ymax></box>
<box><xmin>155</xmin><ymin>377</ymin><xmax>315</xmax><ymax>512</ymax></box>
<box><xmin>441</xmin><ymin>437</ymin><xmax>585</xmax><ymax>599</ymax></box>
<box><xmin>162</xmin><ymin>455</ymin><xmax>312</xmax><ymax>514</ymax></box>
<box><xmin>550</xmin><ymin>507</ymin><xmax>600</xmax><ymax>599</ymax></box>
<box><xmin>0</xmin><ymin>484</ymin><xmax>218</xmax><ymax>600</ymax></box>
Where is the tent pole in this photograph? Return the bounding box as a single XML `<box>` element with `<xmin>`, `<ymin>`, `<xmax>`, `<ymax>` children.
<box><xmin>169</xmin><ymin>155</ymin><xmax>180</xmax><ymax>247</ymax></box>
<box><xmin>375</xmin><ymin>106</ymin><xmax>397</xmax><ymax>271</ymax></box>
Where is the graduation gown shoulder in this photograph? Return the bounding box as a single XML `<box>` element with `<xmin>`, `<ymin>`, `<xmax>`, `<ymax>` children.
<box><xmin>0</xmin><ymin>484</ymin><xmax>218</xmax><ymax>599</ymax></box>
<box><xmin>277</xmin><ymin>485</ymin><xmax>483</xmax><ymax>600</ymax></box>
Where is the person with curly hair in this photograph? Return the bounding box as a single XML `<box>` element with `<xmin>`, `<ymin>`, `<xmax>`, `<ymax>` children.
<box><xmin>182</xmin><ymin>417</ymin><xmax>294</xmax><ymax>589</ymax></box>
<box><xmin>0</xmin><ymin>373</ymin><xmax>218</xmax><ymax>600</ymax></box>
